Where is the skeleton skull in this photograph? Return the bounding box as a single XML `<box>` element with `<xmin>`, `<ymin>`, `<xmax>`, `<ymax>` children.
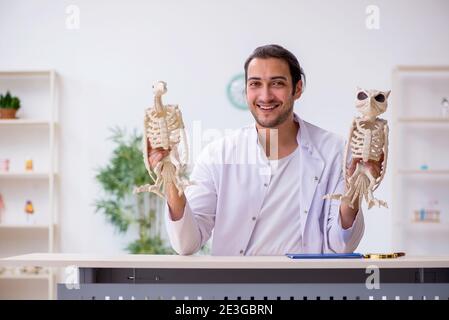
<box><xmin>153</xmin><ymin>81</ymin><xmax>167</xmax><ymax>95</ymax></box>
<box><xmin>355</xmin><ymin>88</ymin><xmax>391</xmax><ymax>121</ymax></box>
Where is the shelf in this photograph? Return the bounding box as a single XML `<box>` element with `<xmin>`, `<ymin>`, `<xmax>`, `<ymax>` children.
<box><xmin>405</xmin><ymin>223</ymin><xmax>449</xmax><ymax>232</ymax></box>
<box><xmin>0</xmin><ymin>224</ymin><xmax>50</xmax><ymax>230</ymax></box>
<box><xmin>397</xmin><ymin>118</ymin><xmax>449</xmax><ymax>124</ymax></box>
<box><xmin>392</xmin><ymin>65</ymin><xmax>449</xmax><ymax>256</ymax></box>
<box><xmin>0</xmin><ymin>274</ymin><xmax>50</xmax><ymax>280</ymax></box>
<box><xmin>0</xmin><ymin>69</ymin><xmax>58</xmax><ymax>300</ymax></box>
<box><xmin>0</xmin><ymin>70</ymin><xmax>54</xmax><ymax>77</ymax></box>
<box><xmin>395</xmin><ymin>66</ymin><xmax>449</xmax><ymax>73</ymax></box>
<box><xmin>0</xmin><ymin>119</ymin><xmax>53</xmax><ymax>126</ymax></box>
<box><xmin>0</xmin><ymin>172</ymin><xmax>57</xmax><ymax>179</ymax></box>
<box><xmin>398</xmin><ymin>170</ymin><xmax>449</xmax><ymax>175</ymax></box>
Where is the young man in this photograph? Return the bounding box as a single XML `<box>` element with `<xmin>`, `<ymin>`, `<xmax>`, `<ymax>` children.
<box><xmin>149</xmin><ymin>44</ymin><xmax>381</xmax><ymax>255</ymax></box>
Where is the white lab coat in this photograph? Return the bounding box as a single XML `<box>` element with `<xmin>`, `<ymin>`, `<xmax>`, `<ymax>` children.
<box><xmin>165</xmin><ymin>114</ymin><xmax>364</xmax><ymax>255</ymax></box>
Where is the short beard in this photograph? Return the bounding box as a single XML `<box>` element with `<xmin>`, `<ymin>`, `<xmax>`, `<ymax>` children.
<box><xmin>251</xmin><ymin>103</ymin><xmax>294</xmax><ymax>128</ymax></box>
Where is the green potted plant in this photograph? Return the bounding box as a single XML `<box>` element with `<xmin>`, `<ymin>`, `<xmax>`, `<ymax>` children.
<box><xmin>0</xmin><ymin>91</ymin><xmax>21</xmax><ymax>119</ymax></box>
<box><xmin>94</xmin><ymin>127</ymin><xmax>174</xmax><ymax>254</ymax></box>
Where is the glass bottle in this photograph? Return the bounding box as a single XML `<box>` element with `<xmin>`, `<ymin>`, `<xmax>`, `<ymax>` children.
<box><xmin>25</xmin><ymin>200</ymin><xmax>35</xmax><ymax>224</ymax></box>
<box><xmin>441</xmin><ymin>97</ymin><xmax>449</xmax><ymax>119</ymax></box>
<box><xmin>25</xmin><ymin>158</ymin><xmax>33</xmax><ymax>172</ymax></box>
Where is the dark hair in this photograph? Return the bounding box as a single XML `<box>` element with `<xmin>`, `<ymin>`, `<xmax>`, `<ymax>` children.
<box><xmin>244</xmin><ymin>44</ymin><xmax>306</xmax><ymax>94</ymax></box>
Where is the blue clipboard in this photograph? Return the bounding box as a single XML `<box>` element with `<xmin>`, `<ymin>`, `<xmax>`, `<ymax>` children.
<box><xmin>286</xmin><ymin>253</ymin><xmax>364</xmax><ymax>259</ymax></box>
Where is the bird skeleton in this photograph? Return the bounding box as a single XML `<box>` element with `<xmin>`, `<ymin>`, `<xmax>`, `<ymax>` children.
<box><xmin>324</xmin><ymin>88</ymin><xmax>390</xmax><ymax>209</ymax></box>
<box><xmin>133</xmin><ymin>81</ymin><xmax>191</xmax><ymax>199</ymax></box>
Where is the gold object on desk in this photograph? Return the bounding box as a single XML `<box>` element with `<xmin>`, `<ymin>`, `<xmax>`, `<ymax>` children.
<box><xmin>364</xmin><ymin>252</ymin><xmax>406</xmax><ymax>259</ymax></box>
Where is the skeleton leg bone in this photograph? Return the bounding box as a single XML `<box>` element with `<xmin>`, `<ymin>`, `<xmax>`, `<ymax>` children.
<box><xmin>342</xmin><ymin>167</ymin><xmax>361</xmax><ymax>209</ymax></box>
<box><xmin>365</xmin><ymin>168</ymin><xmax>388</xmax><ymax>209</ymax></box>
<box><xmin>170</xmin><ymin>147</ymin><xmax>193</xmax><ymax>189</ymax></box>
<box><xmin>133</xmin><ymin>184</ymin><xmax>152</xmax><ymax>194</ymax></box>
<box><xmin>145</xmin><ymin>162</ymin><xmax>166</xmax><ymax>198</ymax></box>
<box><xmin>349</xmin><ymin>170</ymin><xmax>367</xmax><ymax>209</ymax></box>
<box><xmin>134</xmin><ymin>161</ymin><xmax>163</xmax><ymax>195</ymax></box>
<box><xmin>324</xmin><ymin>161</ymin><xmax>364</xmax><ymax>209</ymax></box>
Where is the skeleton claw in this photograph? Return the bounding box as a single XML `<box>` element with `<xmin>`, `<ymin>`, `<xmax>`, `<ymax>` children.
<box><xmin>146</xmin><ymin>185</ymin><xmax>166</xmax><ymax>199</ymax></box>
<box><xmin>323</xmin><ymin>194</ymin><xmax>358</xmax><ymax>209</ymax></box>
<box><xmin>133</xmin><ymin>184</ymin><xmax>151</xmax><ymax>194</ymax></box>
<box><xmin>323</xmin><ymin>194</ymin><xmax>343</xmax><ymax>201</ymax></box>
<box><xmin>368</xmin><ymin>198</ymin><xmax>388</xmax><ymax>209</ymax></box>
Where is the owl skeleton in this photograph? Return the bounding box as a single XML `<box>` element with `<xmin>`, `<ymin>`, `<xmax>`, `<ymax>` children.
<box><xmin>324</xmin><ymin>88</ymin><xmax>390</xmax><ymax>209</ymax></box>
<box><xmin>133</xmin><ymin>81</ymin><xmax>191</xmax><ymax>198</ymax></box>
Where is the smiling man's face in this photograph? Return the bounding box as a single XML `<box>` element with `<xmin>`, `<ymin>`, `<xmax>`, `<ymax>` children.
<box><xmin>246</xmin><ymin>58</ymin><xmax>302</xmax><ymax>129</ymax></box>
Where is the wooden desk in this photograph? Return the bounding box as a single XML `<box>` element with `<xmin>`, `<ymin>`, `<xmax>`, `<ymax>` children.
<box><xmin>2</xmin><ymin>253</ymin><xmax>449</xmax><ymax>300</ymax></box>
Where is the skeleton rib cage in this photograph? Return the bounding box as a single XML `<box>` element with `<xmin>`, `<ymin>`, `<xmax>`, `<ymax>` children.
<box><xmin>350</xmin><ymin>119</ymin><xmax>387</xmax><ymax>163</ymax></box>
<box><xmin>145</xmin><ymin>106</ymin><xmax>183</xmax><ymax>151</ymax></box>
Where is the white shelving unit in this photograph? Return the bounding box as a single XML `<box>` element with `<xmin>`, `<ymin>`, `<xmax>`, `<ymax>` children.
<box><xmin>391</xmin><ymin>65</ymin><xmax>449</xmax><ymax>255</ymax></box>
<box><xmin>0</xmin><ymin>70</ymin><xmax>58</xmax><ymax>299</ymax></box>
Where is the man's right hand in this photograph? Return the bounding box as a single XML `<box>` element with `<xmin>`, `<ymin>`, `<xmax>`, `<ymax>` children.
<box><xmin>147</xmin><ymin>139</ymin><xmax>170</xmax><ymax>169</ymax></box>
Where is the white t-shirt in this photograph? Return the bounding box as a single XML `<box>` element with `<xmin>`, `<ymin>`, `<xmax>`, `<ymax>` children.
<box><xmin>245</xmin><ymin>146</ymin><xmax>301</xmax><ymax>255</ymax></box>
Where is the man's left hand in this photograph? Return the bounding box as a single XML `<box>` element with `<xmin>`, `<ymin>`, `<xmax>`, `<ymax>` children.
<box><xmin>347</xmin><ymin>153</ymin><xmax>384</xmax><ymax>180</ymax></box>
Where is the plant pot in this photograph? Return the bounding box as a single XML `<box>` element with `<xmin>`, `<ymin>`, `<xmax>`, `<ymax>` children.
<box><xmin>0</xmin><ymin>108</ymin><xmax>18</xmax><ymax>119</ymax></box>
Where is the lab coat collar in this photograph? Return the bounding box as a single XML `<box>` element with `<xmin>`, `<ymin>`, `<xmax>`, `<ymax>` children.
<box><xmin>294</xmin><ymin>113</ymin><xmax>323</xmax><ymax>163</ymax></box>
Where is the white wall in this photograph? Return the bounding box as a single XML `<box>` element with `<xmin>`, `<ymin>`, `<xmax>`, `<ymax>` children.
<box><xmin>1</xmin><ymin>0</ymin><xmax>448</xmax><ymax>254</ymax></box>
